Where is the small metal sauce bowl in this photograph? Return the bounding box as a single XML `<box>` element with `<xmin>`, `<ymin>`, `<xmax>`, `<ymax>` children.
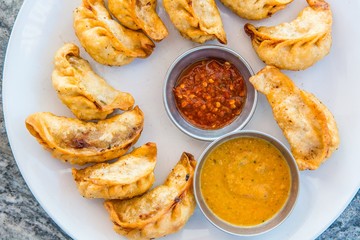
<box><xmin>193</xmin><ymin>130</ymin><xmax>300</xmax><ymax>236</ymax></box>
<box><xmin>163</xmin><ymin>45</ymin><xmax>257</xmax><ymax>141</ymax></box>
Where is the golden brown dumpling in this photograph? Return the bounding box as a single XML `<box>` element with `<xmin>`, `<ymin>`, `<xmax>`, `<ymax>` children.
<box><xmin>52</xmin><ymin>43</ymin><xmax>135</xmax><ymax>120</ymax></box>
<box><xmin>249</xmin><ymin>66</ymin><xmax>340</xmax><ymax>170</ymax></box>
<box><xmin>244</xmin><ymin>0</ymin><xmax>332</xmax><ymax>70</ymax></box>
<box><xmin>108</xmin><ymin>0</ymin><xmax>138</xmax><ymax>30</ymax></box>
<box><xmin>72</xmin><ymin>142</ymin><xmax>157</xmax><ymax>199</ymax></box>
<box><xmin>104</xmin><ymin>152</ymin><xmax>196</xmax><ymax>239</ymax></box>
<box><xmin>25</xmin><ymin>107</ymin><xmax>144</xmax><ymax>165</ymax></box>
<box><xmin>163</xmin><ymin>0</ymin><xmax>227</xmax><ymax>44</ymax></box>
<box><xmin>108</xmin><ymin>0</ymin><xmax>168</xmax><ymax>41</ymax></box>
<box><xmin>219</xmin><ymin>0</ymin><xmax>293</xmax><ymax>20</ymax></box>
<box><xmin>73</xmin><ymin>0</ymin><xmax>155</xmax><ymax>66</ymax></box>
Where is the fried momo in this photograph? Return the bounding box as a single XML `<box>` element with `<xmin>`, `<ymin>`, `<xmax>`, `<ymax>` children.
<box><xmin>244</xmin><ymin>0</ymin><xmax>332</xmax><ymax>70</ymax></box>
<box><xmin>108</xmin><ymin>0</ymin><xmax>168</xmax><ymax>41</ymax></box>
<box><xmin>72</xmin><ymin>143</ymin><xmax>156</xmax><ymax>199</ymax></box>
<box><xmin>249</xmin><ymin>66</ymin><xmax>339</xmax><ymax>170</ymax></box>
<box><xmin>73</xmin><ymin>0</ymin><xmax>154</xmax><ymax>66</ymax></box>
<box><xmin>220</xmin><ymin>0</ymin><xmax>293</xmax><ymax>20</ymax></box>
<box><xmin>163</xmin><ymin>0</ymin><xmax>227</xmax><ymax>44</ymax></box>
<box><xmin>104</xmin><ymin>152</ymin><xmax>196</xmax><ymax>239</ymax></box>
<box><xmin>52</xmin><ymin>43</ymin><xmax>134</xmax><ymax>120</ymax></box>
<box><xmin>25</xmin><ymin>107</ymin><xmax>144</xmax><ymax>165</ymax></box>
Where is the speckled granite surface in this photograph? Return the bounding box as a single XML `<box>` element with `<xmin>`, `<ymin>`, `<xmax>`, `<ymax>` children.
<box><xmin>0</xmin><ymin>0</ymin><xmax>359</xmax><ymax>239</ymax></box>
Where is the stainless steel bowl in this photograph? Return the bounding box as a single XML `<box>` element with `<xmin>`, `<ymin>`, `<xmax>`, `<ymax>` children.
<box><xmin>163</xmin><ymin>45</ymin><xmax>257</xmax><ymax>141</ymax></box>
<box><xmin>193</xmin><ymin>130</ymin><xmax>300</xmax><ymax>236</ymax></box>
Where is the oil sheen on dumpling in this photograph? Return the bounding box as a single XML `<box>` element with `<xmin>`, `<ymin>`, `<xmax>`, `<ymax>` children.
<box><xmin>163</xmin><ymin>0</ymin><xmax>227</xmax><ymax>44</ymax></box>
<box><xmin>244</xmin><ymin>0</ymin><xmax>332</xmax><ymax>71</ymax></box>
<box><xmin>249</xmin><ymin>66</ymin><xmax>340</xmax><ymax>170</ymax></box>
<box><xmin>219</xmin><ymin>0</ymin><xmax>293</xmax><ymax>20</ymax></box>
<box><xmin>72</xmin><ymin>142</ymin><xmax>157</xmax><ymax>199</ymax></box>
<box><xmin>104</xmin><ymin>152</ymin><xmax>196</xmax><ymax>239</ymax></box>
<box><xmin>73</xmin><ymin>0</ymin><xmax>155</xmax><ymax>66</ymax></box>
<box><xmin>52</xmin><ymin>43</ymin><xmax>135</xmax><ymax>120</ymax></box>
<box><xmin>25</xmin><ymin>107</ymin><xmax>144</xmax><ymax>165</ymax></box>
<box><xmin>108</xmin><ymin>0</ymin><xmax>168</xmax><ymax>41</ymax></box>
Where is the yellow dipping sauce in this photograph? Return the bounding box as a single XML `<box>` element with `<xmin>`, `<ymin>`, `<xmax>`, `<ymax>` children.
<box><xmin>200</xmin><ymin>137</ymin><xmax>291</xmax><ymax>226</ymax></box>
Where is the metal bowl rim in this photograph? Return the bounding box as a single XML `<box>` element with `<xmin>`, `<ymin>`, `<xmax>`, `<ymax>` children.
<box><xmin>163</xmin><ymin>45</ymin><xmax>258</xmax><ymax>141</ymax></box>
<box><xmin>193</xmin><ymin>130</ymin><xmax>300</xmax><ymax>236</ymax></box>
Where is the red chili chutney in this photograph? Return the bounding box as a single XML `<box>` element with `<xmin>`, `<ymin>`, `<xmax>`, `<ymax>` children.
<box><xmin>173</xmin><ymin>58</ymin><xmax>247</xmax><ymax>130</ymax></box>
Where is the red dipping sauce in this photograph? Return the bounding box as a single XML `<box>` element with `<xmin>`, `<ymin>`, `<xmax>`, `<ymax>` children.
<box><xmin>173</xmin><ymin>58</ymin><xmax>247</xmax><ymax>130</ymax></box>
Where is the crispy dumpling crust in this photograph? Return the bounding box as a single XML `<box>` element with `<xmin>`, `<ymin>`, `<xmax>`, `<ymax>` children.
<box><xmin>108</xmin><ymin>0</ymin><xmax>168</xmax><ymax>41</ymax></box>
<box><xmin>104</xmin><ymin>152</ymin><xmax>196</xmax><ymax>239</ymax></box>
<box><xmin>220</xmin><ymin>0</ymin><xmax>293</xmax><ymax>20</ymax></box>
<box><xmin>108</xmin><ymin>0</ymin><xmax>139</xmax><ymax>30</ymax></box>
<box><xmin>249</xmin><ymin>66</ymin><xmax>340</xmax><ymax>170</ymax></box>
<box><xmin>25</xmin><ymin>107</ymin><xmax>144</xmax><ymax>165</ymax></box>
<box><xmin>73</xmin><ymin>0</ymin><xmax>154</xmax><ymax>66</ymax></box>
<box><xmin>52</xmin><ymin>43</ymin><xmax>135</xmax><ymax>120</ymax></box>
<box><xmin>163</xmin><ymin>0</ymin><xmax>227</xmax><ymax>44</ymax></box>
<box><xmin>72</xmin><ymin>142</ymin><xmax>157</xmax><ymax>199</ymax></box>
<box><xmin>244</xmin><ymin>0</ymin><xmax>332</xmax><ymax>70</ymax></box>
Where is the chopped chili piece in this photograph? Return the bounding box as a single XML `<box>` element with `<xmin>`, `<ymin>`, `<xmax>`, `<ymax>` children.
<box><xmin>173</xmin><ymin>58</ymin><xmax>247</xmax><ymax>130</ymax></box>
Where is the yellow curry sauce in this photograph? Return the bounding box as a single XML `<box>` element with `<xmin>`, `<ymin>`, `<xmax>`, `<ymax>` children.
<box><xmin>200</xmin><ymin>137</ymin><xmax>291</xmax><ymax>226</ymax></box>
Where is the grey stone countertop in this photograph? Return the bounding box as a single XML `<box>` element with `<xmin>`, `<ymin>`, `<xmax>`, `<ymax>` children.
<box><xmin>1</xmin><ymin>0</ymin><xmax>359</xmax><ymax>239</ymax></box>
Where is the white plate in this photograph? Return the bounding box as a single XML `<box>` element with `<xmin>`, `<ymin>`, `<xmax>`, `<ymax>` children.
<box><xmin>3</xmin><ymin>0</ymin><xmax>360</xmax><ymax>239</ymax></box>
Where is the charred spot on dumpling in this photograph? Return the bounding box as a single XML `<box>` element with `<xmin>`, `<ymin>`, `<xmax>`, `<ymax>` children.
<box><xmin>72</xmin><ymin>138</ymin><xmax>90</xmax><ymax>149</ymax></box>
